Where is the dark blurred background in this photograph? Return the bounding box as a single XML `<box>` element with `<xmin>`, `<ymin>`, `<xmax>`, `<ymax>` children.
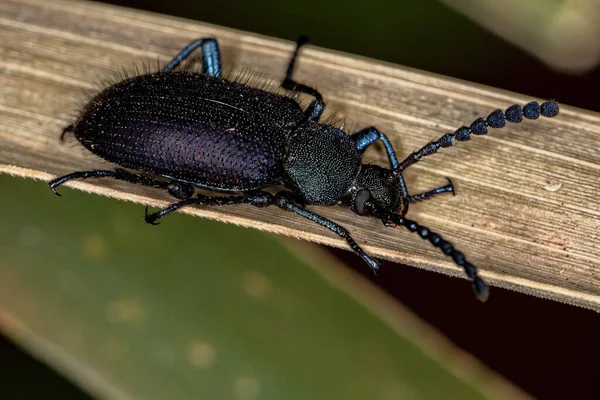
<box><xmin>3</xmin><ymin>1</ymin><xmax>598</xmax><ymax>399</ymax></box>
<box><xmin>105</xmin><ymin>0</ymin><xmax>600</xmax><ymax>111</ymax></box>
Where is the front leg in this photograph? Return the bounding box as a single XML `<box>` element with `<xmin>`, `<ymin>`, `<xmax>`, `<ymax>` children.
<box><xmin>351</xmin><ymin>127</ymin><xmax>408</xmax><ymax>198</ymax></box>
<box><xmin>273</xmin><ymin>191</ymin><xmax>380</xmax><ymax>272</ymax></box>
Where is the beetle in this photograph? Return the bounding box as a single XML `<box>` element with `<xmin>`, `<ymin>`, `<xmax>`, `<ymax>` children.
<box><xmin>49</xmin><ymin>36</ymin><xmax>559</xmax><ymax>301</ymax></box>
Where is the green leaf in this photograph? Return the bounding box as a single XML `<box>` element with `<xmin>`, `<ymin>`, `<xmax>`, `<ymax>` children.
<box><xmin>0</xmin><ymin>175</ymin><xmax>513</xmax><ymax>400</ymax></box>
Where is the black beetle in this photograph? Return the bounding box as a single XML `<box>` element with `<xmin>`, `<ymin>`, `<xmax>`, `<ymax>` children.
<box><xmin>49</xmin><ymin>37</ymin><xmax>559</xmax><ymax>300</ymax></box>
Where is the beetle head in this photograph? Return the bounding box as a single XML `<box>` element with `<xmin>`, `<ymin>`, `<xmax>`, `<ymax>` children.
<box><xmin>342</xmin><ymin>164</ymin><xmax>407</xmax><ymax>216</ymax></box>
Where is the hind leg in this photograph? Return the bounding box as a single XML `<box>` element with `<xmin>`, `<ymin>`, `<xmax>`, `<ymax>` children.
<box><xmin>281</xmin><ymin>36</ymin><xmax>325</xmax><ymax>122</ymax></box>
<box><xmin>48</xmin><ymin>168</ymin><xmax>194</xmax><ymax>200</ymax></box>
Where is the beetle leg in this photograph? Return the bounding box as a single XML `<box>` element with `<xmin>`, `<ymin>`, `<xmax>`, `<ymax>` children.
<box><xmin>407</xmin><ymin>178</ymin><xmax>455</xmax><ymax>203</ymax></box>
<box><xmin>351</xmin><ymin>127</ymin><xmax>409</xmax><ymax>198</ymax></box>
<box><xmin>164</xmin><ymin>38</ymin><xmax>221</xmax><ymax>77</ymax></box>
<box><xmin>274</xmin><ymin>191</ymin><xmax>381</xmax><ymax>272</ymax></box>
<box><xmin>48</xmin><ymin>168</ymin><xmax>193</xmax><ymax>199</ymax></box>
<box><xmin>165</xmin><ymin>181</ymin><xmax>196</xmax><ymax>200</ymax></box>
<box><xmin>59</xmin><ymin>124</ymin><xmax>74</xmax><ymax>142</ymax></box>
<box><xmin>144</xmin><ymin>191</ymin><xmax>274</xmax><ymax>225</ymax></box>
<box><xmin>281</xmin><ymin>36</ymin><xmax>325</xmax><ymax>122</ymax></box>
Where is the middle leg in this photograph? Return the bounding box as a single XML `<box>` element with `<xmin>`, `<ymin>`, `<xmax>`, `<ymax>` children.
<box><xmin>144</xmin><ymin>191</ymin><xmax>274</xmax><ymax>225</ymax></box>
<box><xmin>163</xmin><ymin>38</ymin><xmax>222</xmax><ymax>76</ymax></box>
<box><xmin>144</xmin><ymin>188</ymin><xmax>381</xmax><ymax>273</ymax></box>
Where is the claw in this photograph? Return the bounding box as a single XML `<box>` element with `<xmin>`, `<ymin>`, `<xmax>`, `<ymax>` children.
<box><xmin>383</xmin><ymin>219</ymin><xmax>396</xmax><ymax>228</ymax></box>
<box><xmin>473</xmin><ymin>277</ymin><xmax>489</xmax><ymax>302</ymax></box>
<box><xmin>144</xmin><ymin>206</ymin><xmax>160</xmax><ymax>225</ymax></box>
<box><xmin>49</xmin><ymin>182</ymin><xmax>62</xmax><ymax>197</ymax></box>
<box><xmin>60</xmin><ymin>124</ymin><xmax>74</xmax><ymax>142</ymax></box>
<box><xmin>445</xmin><ymin>177</ymin><xmax>456</xmax><ymax>196</ymax></box>
<box><xmin>365</xmin><ymin>255</ymin><xmax>381</xmax><ymax>274</ymax></box>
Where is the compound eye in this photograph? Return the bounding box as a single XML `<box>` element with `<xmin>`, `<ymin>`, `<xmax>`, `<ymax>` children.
<box><xmin>354</xmin><ymin>189</ymin><xmax>371</xmax><ymax>215</ymax></box>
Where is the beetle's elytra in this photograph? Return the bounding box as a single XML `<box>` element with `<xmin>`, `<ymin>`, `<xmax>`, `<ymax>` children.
<box><xmin>49</xmin><ymin>37</ymin><xmax>560</xmax><ymax>301</ymax></box>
